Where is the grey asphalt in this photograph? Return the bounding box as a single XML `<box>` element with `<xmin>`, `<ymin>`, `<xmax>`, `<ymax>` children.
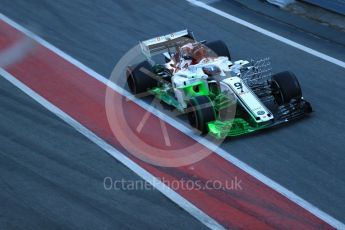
<box><xmin>0</xmin><ymin>0</ymin><xmax>345</xmax><ymax>228</ymax></box>
<box><xmin>0</xmin><ymin>77</ymin><xmax>208</xmax><ymax>230</ymax></box>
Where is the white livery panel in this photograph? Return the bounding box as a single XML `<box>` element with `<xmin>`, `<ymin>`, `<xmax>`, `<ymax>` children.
<box><xmin>222</xmin><ymin>77</ymin><xmax>273</xmax><ymax>123</ymax></box>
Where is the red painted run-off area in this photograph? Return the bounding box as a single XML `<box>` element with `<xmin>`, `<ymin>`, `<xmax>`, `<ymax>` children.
<box><xmin>0</xmin><ymin>20</ymin><xmax>333</xmax><ymax>229</ymax></box>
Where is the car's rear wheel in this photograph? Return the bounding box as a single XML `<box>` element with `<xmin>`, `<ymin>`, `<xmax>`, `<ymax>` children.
<box><xmin>126</xmin><ymin>61</ymin><xmax>157</xmax><ymax>95</ymax></box>
<box><xmin>187</xmin><ymin>96</ymin><xmax>216</xmax><ymax>134</ymax></box>
<box><xmin>205</xmin><ymin>40</ymin><xmax>231</xmax><ymax>60</ymax></box>
<box><xmin>271</xmin><ymin>71</ymin><xmax>302</xmax><ymax>105</ymax></box>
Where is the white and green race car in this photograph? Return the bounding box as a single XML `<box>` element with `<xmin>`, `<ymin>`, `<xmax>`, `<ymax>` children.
<box><xmin>126</xmin><ymin>30</ymin><xmax>312</xmax><ymax>138</ymax></box>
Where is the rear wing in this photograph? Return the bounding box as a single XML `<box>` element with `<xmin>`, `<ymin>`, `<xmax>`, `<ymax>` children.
<box><xmin>140</xmin><ymin>29</ymin><xmax>195</xmax><ymax>59</ymax></box>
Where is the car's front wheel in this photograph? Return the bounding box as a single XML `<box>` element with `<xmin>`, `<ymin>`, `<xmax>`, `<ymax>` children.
<box><xmin>187</xmin><ymin>96</ymin><xmax>216</xmax><ymax>134</ymax></box>
<box><xmin>271</xmin><ymin>71</ymin><xmax>302</xmax><ymax>105</ymax></box>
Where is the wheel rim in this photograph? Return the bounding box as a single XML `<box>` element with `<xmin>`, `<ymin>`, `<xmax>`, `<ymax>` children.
<box><xmin>271</xmin><ymin>80</ymin><xmax>284</xmax><ymax>105</ymax></box>
<box><xmin>187</xmin><ymin>106</ymin><xmax>198</xmax><ymax>129</ymax></box>
<box><xmin>126</xmin><ymin>70</ymin><xmax>136</xmax><ymax>94</ymax></box>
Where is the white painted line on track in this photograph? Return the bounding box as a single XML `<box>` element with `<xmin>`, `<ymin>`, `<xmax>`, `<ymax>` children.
<box><xmin>187</xmin><ymin>0</ymin><xmax>345</xmax><ymax>70</ymax></box>
<box><xmin>0</xmin><ymin>68</ymin><xmax>225</xmax><ymax>230</ymax></box>
<box><xmin>1</xmin><ymin>13</ymin><xmax>344</xmax><ymax>229</ymax></box>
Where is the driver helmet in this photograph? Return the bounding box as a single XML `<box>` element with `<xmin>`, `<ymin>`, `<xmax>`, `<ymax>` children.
<box><xmin>192</xmin><ymin>45</ymin><xmax>207</xmax><ymax>64</ymax></box>
<box><xmin>180</xmin><ymin>43</ymin><xmax>194</xmax><ymax>61</ymax></box>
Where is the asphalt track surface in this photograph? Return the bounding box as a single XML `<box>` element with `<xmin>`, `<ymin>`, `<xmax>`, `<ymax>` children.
<box><xmin>0</xmin><ymin>0</ymin><xmax>345</xmax><ymax>229</ymax></box>
<box><xmin>0</xmin><ymin>76</ymin><xmax>209</xmax><ymax>230</ymax></box>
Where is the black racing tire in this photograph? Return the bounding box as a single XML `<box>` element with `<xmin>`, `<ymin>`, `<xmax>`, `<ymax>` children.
<box><xmin>271</xmin><ymin>71</ymin><xmax>302</xmax><ymax>105</ymax></box>
<box><xmin>205</xmin><ymin>40</ymin><xmax>231</xmax><ymax>60</ymax></box>
<box><xmin>126</xmin><ymin>61</ymin><xmax>157</xmax><ymax>95</ymax></box>
<box><xmin>187</xmin><ymin>96</ymin><xmax>216</xmax><ymax>134</ymax></box>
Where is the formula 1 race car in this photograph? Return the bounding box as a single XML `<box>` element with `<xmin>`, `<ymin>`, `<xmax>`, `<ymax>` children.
<box><xmin>126</xmin><ymin>30</ymin><xmax>312</xmax><ymax>138</ymax></box>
